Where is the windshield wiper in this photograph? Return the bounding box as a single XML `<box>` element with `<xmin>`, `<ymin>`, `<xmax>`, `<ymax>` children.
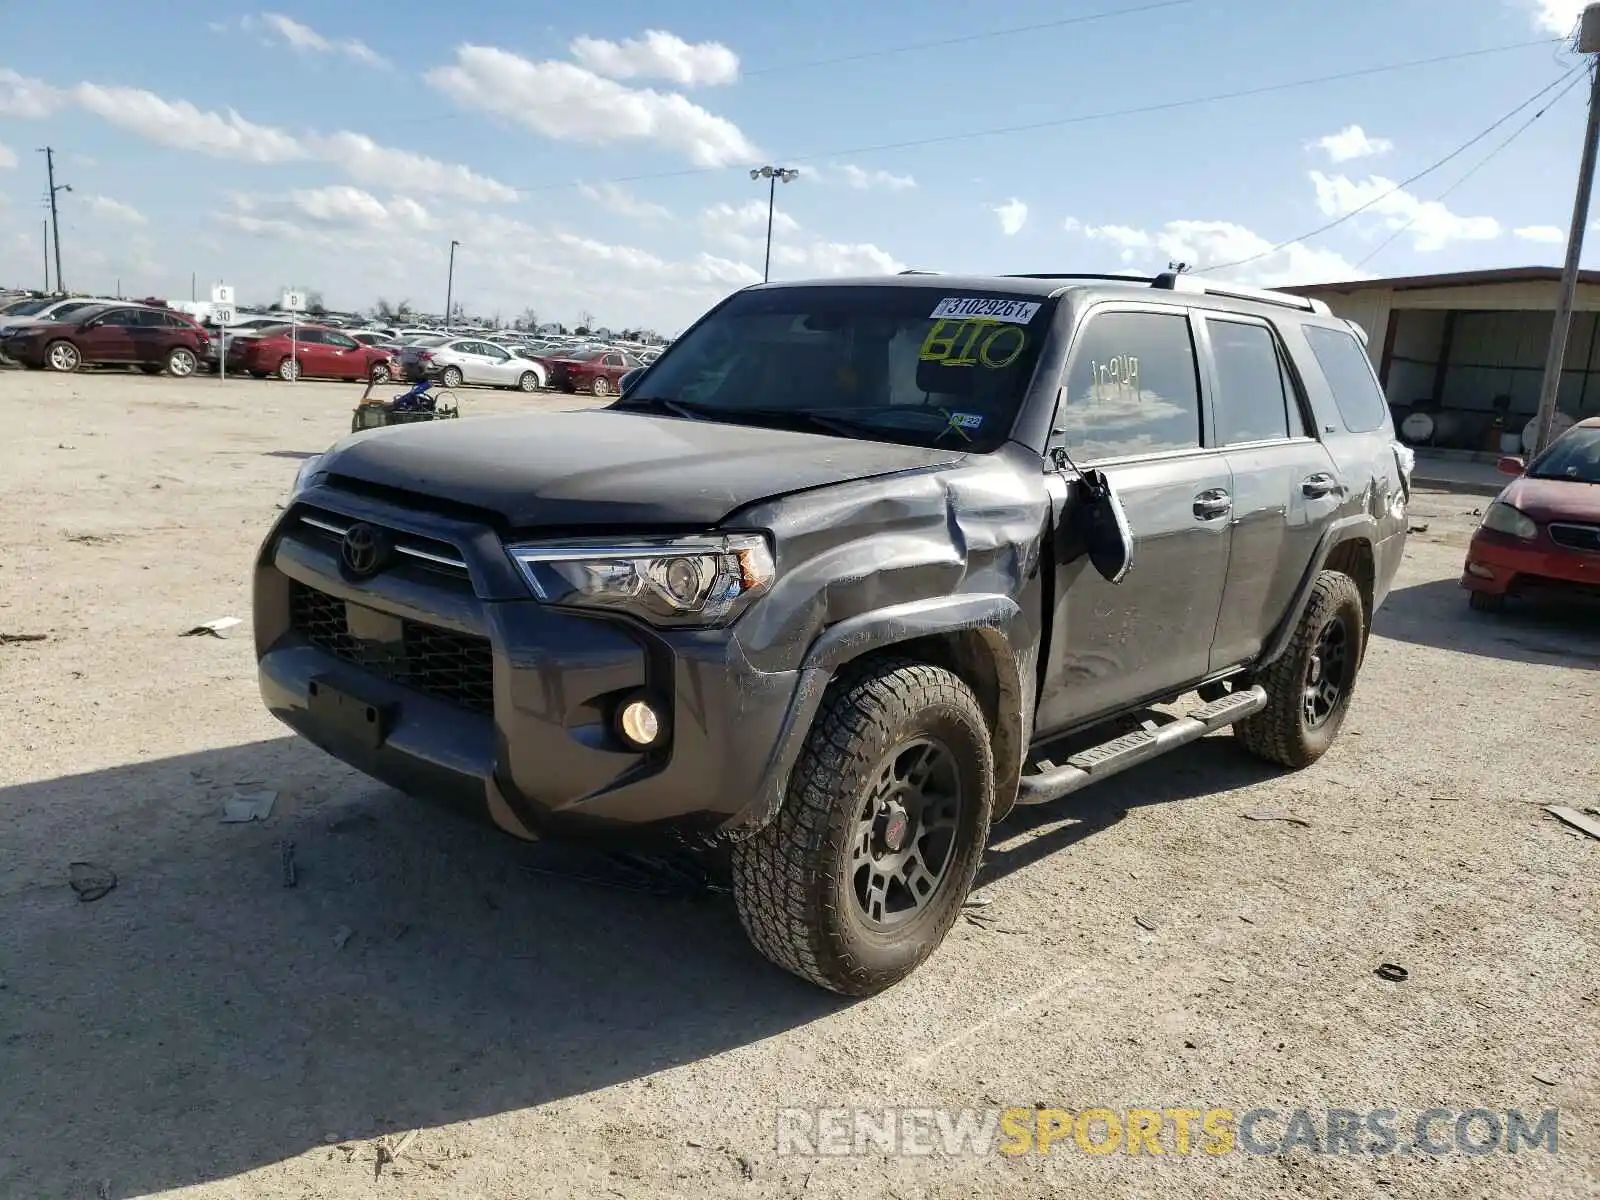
<box><xmin>711</xmin><ymin>407</ymin><xmax>894</xmax><ymax>439</ymax></box>
<box><xmin>613</xmin><ymin>395</ymin><xmax>713</xmax><ymax>421</ymax></box>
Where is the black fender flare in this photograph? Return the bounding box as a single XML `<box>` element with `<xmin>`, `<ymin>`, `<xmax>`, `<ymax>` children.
<box><xmin>721</xmin><ymin>593</ymin><xmax>1028</xmax><ymax>839</ymax></box>
<box><xmin>1258</xmin><ymin>514</ymin><xmax>1380</xmax><ymax>669</ymax></box>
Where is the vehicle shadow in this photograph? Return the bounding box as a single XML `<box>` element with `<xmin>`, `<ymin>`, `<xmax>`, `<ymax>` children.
<box><xmin>0</xmin><ymin>737</ymin><xmax>839</xmax><ymax>1200</ymax></box>
<box><xmin>1376</xmin><ymin>578</ymin><xmax>1600</xmax><ymax>670</ymax></box>
<box><xmin>979</xmin><ymin>734</ymin><xmax>1282</xmax><ymax>887</ymax></box>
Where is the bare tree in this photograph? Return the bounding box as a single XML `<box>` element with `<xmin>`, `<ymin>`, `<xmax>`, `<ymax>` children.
<box><xmin>577</xmin><ymin>309</ymin><xmax>595</xmax><ymax>329</ymax></box>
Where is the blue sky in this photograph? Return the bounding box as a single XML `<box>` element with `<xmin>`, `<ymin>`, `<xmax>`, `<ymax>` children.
<box><xmin>0</xmin><ymin>0</ymin><xmax>1593</xmax><ymax>332</ymax></box>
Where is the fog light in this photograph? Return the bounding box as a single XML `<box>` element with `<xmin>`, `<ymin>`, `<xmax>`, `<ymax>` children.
<box><xmin>1466</xmin><ymin>562</ymin><xmax>1495</xmax><ymax>579</ymax></box>
<box><xmin>617</xmin><ymin>696</ymin><xmax>663</xmax><ymax>749</ymax></box>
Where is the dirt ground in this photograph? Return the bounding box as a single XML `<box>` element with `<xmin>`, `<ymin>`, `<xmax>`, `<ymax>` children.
<box><xmin>1</xmin><ymin>369</ymin><xmax>1597</xmax><ymax>1200</ymax></box>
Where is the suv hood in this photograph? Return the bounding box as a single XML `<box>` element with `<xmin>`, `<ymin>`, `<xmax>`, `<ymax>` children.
<box><xmin>319</xmin><ymin>408</ymin><xmax>964</xmax><ymax>528</ymax></box>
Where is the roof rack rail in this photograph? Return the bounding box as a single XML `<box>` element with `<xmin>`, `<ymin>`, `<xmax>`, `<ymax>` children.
<box><xmin>1152</xmin><ymin>271</ymin><xmax>1331</xmax><ymax>315</ymax></box>
<box><xmin>1002</xmin><ymin>272</ymin><xmax>1157</xmax><ymax>284</ymax></box>
<box><xmin>898</xmin><ymin>269</ymin><xmax>941</xmax><ymax>275</ymax></box>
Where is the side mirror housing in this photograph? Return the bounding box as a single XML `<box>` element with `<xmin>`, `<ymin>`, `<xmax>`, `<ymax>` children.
<box><xmin>1496</xmin><ymin>455</ymin><xmax>1526</xmax><ymax>477</ymax></box>
<box><xmin>618</xmin><ymin>367</ymin><xmax>643</xmax><ymax>394</ymax></box>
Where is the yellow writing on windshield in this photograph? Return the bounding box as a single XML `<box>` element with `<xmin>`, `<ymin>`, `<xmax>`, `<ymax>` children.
<box><xmin>919</xmin><ymin>318</ymin><xmax>1027</xmax><ymax>369</ymax></box>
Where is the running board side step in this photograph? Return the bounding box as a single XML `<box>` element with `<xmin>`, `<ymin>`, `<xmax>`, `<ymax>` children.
<box><xmin>1014</xmin><ymin>686</ymin><xmax>1269</xmax><ymax>807</ymax></box>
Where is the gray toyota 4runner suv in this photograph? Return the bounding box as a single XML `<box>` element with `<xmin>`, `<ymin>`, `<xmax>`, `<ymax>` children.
<box><xmin>255</xmin><ymin>271</ymin><xmax>1411</xmax><ymax>996</ymax></box>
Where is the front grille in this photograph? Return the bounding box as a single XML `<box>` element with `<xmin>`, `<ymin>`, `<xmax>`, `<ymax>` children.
<box><xmin>1549</xmin><ymin>522</ymin><xmax>1600</xmax><ymax>554</ymax></box>
<box><xmin>289</xmin><ymin>580</ymin><xmax>493</xmax><ymax>714</ymax></box>
<box><xmin>294</xmin><ymin>506</ymin><xmax>471</xmax><ymax>581</ymax></box>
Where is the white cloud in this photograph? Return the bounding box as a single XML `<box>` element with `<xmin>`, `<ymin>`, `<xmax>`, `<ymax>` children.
<box><xmin>1515</xmin><ymin>224</ymin><xmax>1567</xmax><ymax>243</ymax></box>
<box><xmin>85</xmin><ymin>195</ymin><xmax>146</xmax><ymax>223</ymax></box>
<box><xmin>579</xmin><ymin>181</ymin><xmax>672</xmax><ymax>222</ymax></box>
<box><xmin>1310</xmin><ymin>170</ymin><xmax>1500</xmax><ymax>251</ymax></box>
<box><xmin>0</xmin><ymin>67</ymin><xmax>62</xmax><ymax>117</ymax></box>
<box><xmin>1311</xmin><ymin>124</ymin><xmax>1393</xmax><ymax>163</ymax></box>
<box><xmin>701</xmin><ymin>199</ymin><xmax>800</xmax><ymax>238</ymax></box>
<box><xmin>993</xmin><ymin>198</ymin><xmax>1028</xmax><ymax>236</ymax></box>
<box><xmin>828</xmin><ymin>163</ymin><xmax>917</xmax><ymax>191</ymax></box>
<box><xmin>0</xmin><ymin>143</ymin><xmax>15</xmax><ymax>170</ymax></box>
<box><xmin>1529</xmin><ymin>0</ymin><xmax>1586</xmax><ymax>35</ymax></box>
<box><xmin>569</xmin><ymin>30</ymin><xmax>739</xmax><ymax>87</ymax></box>
<box><xmin>246</xmin><ymin>13</ymin><xmax>389</xmax><ymax>67</ymax></box>
<box><xmin>803</xmin><ymin>241</ymin><xmax>906</xmax><ymax>275</ymax></box>
<box><xmin>1071</xmin><ymin>217</ymin><xmax>1364</xmax><ymax>287</ymax></box>
<box><xmin>303</xmin><ymin>131</ymin><xmax>517</xmax><ymax>202</ymax></box>
<box><xmin>691</xmin><ymin>253</ymin><xmax>761</xmax><ymax>286</ymax></box>
<box><xmin>287</xmin><ymin>186</ymin><xmax>434</xmax><ymax>229</ymax></box>
<box><xmin>71</xmin><ymin>83</ymin><xmax>308</xmax><ymax>162</ymax></box>
<box><xmin>426</xmin><ymin>44</ymin><xmax>759</xmax><ymax>168</ymax></box>
<box><xmin>700</xmin><ymin>199</ymin><xmax>903</xmax><ymax>276</ymax></box>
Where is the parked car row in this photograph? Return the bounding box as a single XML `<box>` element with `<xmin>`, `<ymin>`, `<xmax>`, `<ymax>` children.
<box><xmin>0</xmin><ymin>295</ymin><xmax>210</xmax><ymax>376</ymax></box>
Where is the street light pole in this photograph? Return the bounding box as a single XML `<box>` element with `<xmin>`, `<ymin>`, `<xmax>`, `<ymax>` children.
<box><xmin>38</xmin><ymin>147</ymin><xmax>70</xmax><ymax>294</ymax></box>
<box><xmin>444</xmin><ymin>239</ymin><xmax>460</xmax><ymax>330</ymax></box>
<box><xmin>1532</xmin><ymin>4</ymin><xmax>1600</xmax><ymax>457</ymax></box>
<box><xmin>41</xmin><ymin>219</ymin><xmax>49</xmax><ymax>292</ymax></box>
<box><xmin>748</xmin><ymin>165</ymin><xmax>799</xmax><ymax>282</ymax></box>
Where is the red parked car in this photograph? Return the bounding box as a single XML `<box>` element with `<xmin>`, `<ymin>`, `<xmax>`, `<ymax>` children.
<box><xmin>226</xmin><ymin>324</ymin><xmax>397</xmax><ymax>383</ymax></box>
<box><xmin>1461</xmin><ymin>416</ymin><xmax>1600</xmax><ymax>611</ymax></box>
<box><xmin>540</xmin><ymin>346</ymin><xmax>640</xmax><ymax>396</ymax></box>
<box><xmin>1</xmin><ymin>303</ymin><xmax>210</xmax><ymax>376</ymax></box>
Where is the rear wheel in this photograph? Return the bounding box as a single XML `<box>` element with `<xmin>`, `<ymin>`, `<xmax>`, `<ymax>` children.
<box><xmin>166</xmin><ymin>347</ymin><xmax>197</xmax><ymax>378</ymax></box>
<box><xmin>440</xmin><ymin>365</ymin><xmax>463</xmax><ymax>389</ymax></box>
<box><xmin>731</xmin><ymin>659</ymin><xmax>994</xmax><ymax>996</ymax></box>
<box><xmin>277</xmin><ymin>357</ymin><xmax>301</xmax><ymax>382</ymax></box>
<box><xmin>1236</xmin><ymin>570</ymin><xmax>1365</xmax><ymax>769</ymax></box>
<box><xmin>591</xmin><ymin>375</ymin><xmax>611</xmax><ymax>397</ymax></box>
<box><xmin>45</xmin><ymin>340</ymin><xmax>81</xmax><ymax>373</ymax></box>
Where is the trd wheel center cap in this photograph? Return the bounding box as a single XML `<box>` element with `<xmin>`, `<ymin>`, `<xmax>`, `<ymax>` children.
<box><xmin>1308</xmin><ymin>655</ymin><xmax>1323</xmax><ymax>684</ymax></box>
<box><xmin>876</xmin><ymin>801</ymin><xmax>912</xmax><ymax>855</ymax></box>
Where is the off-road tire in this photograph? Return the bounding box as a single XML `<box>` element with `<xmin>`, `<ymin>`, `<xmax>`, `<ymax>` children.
<box><xmin>1468</xmin><ymin>590</ymin><xmax>1506</xmax><ymax>613</ymax></box>
<box><xmin>1236</xmin><ymin>570</ymin><xmax>1365</xmax><ymax>769</ymax></box>
<box><xmin>731</xmin><ymin>658</ymin><xmax>994</xmax><ymax>996</ymax></box>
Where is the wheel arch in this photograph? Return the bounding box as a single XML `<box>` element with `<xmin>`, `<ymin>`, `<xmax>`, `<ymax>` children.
<box><xmin>723</xmin><ymin>594</ymin><xmax>1032</xmax><ymax>839</ymax></box>
<box><xmin>1259</xmin><ymin>517</ymin><xmax>1378</xmax><ymax>670</ymax></box>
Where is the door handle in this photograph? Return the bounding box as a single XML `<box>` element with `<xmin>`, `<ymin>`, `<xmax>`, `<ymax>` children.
<box><xmin>1193</xmin><ymin>490</ymin><xmax>1231</xmax><ymax>520</ymax></box>
<box><xmin>1302</xmin><ymin>473</ymin><xmax>1343</xmax><ymax>499</ymax></box>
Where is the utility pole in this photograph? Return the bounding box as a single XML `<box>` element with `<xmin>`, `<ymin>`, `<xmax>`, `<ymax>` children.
<box><xmin>444</xmin><ymin>239</ymin><xmax>460</xmax><ymax>330</ymax></box>
<box><xmin>41</xmin><ymin>219</ymin><xmax>49</xmax><ymax>292</ymax></box>
<box><xmin>748</xmin><ymin>165</ymin><xmax>800</xmax><ymax>282</ymax></box>
<box><xmin>1532</xmin><ymin>4</ymin><xmax>1600</xmax><ymax>457</ymax></box>
<box><xmin>37</xmin><ymin>147</ymin><xmax>70</xmax><ymax>294</ymax></box>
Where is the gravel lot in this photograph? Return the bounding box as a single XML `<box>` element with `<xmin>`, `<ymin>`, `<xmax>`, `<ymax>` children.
<box><xmin>1</xmin><ymin>370</ymin><xmax>1596</xmax><ymax>1200</ymax></box>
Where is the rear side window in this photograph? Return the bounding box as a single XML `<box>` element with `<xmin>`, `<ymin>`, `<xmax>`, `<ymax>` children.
<box><xmin>1304</xmin><ymin>325</ymin><xmax>1387</xmax><ymax>433</ymax></box>
<box><xmin>1206</xmin><ymin>318</ymin><xmax>1296</xmax><ymax>444</ymax></box>
<box><xmin>1058</xmin><ymin>310</ymin><xmax>1202</xmax><ymax>460</ymax></box>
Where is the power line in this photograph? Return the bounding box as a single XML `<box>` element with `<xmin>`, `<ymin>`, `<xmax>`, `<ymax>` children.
<box><xmin>742</xmin><ymin>0</ymin><xmax>1195</xmax><ymax>75</ymax></box>
<box><xmin>1356</xmin><ymin>68</ymin><xmax>1590</xmax><ymax>269</ymax></box>
<box><xmin>507</xmin><ymin>36</ymin><xmax>1568</xmax><ymax>195</ymax></box>
<box><xmin>1194</xmin><ymin>65</ymin><xmax>1585</xmax><ymax>275</ymax></box>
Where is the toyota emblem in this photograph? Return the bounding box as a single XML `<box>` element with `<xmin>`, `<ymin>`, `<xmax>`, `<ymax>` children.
<box><xmin>340</xmin><ymin>522</ymin><xmax>391</xmax><ymax>578</ymax></box>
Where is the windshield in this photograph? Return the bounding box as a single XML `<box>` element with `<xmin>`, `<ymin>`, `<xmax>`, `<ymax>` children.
<box><xmin>1528</xmin><ymin>425</ymin><xmax>1600</xmax><ymax>483</ymax></box>
<box><xmin>623</xmin><ymin>285</ymin><xmax>1057</xmax><ymax>450</ymax></box>
<box><xmin>6</xmin><ymin>298</ymin><xmax>53</xmax><ymax>317</ymax></box>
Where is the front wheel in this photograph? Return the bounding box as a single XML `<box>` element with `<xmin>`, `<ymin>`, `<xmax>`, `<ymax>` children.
<box><xmin>166</xmin><ymin>347</ymin><xmax>198</xmax><ymax>377</ymax></box>
<box><xmin>731</xmin><ymin>659</ymin><xmax>994</xmax><ymax>996</ymax></box>
<box><xmin>369</xmin><ymin>361</ymin><xmax>391</xmax><ymax>384</ymax></box>
<box><xmin>1235</xmin><ymin>570</ymin><xmax>1365</xmax><ymax>769</ymax></box>
<box><xmin>591</xmin><ymin>375</ymin><xmax>611</xmax><ymax>397</ymax></box>
<box><xmin>439</xmin><ymin>366</ymin><xmax>463</xmax><ymax>389</ymax></box>
<box><xmin>1468</xmin><ymin>590</ymin><xmax>1506</xmax><ymax>613</ymax></box>
<box><xmin>518</xmin><ymin>370</ymin><xmax>540</xmax><ymax>393</ymax></box>
<box><xmin>45</xmin><ymin>340</ymin><xmax>81</xmax><ymax>373</ymax></box>
<box><xmin>277</xmin><ymin>357</ymin><xmax>301</xmax><ymax>382</ymax></box>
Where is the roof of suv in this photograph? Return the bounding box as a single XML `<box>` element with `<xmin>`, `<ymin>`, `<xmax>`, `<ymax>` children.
<box><xmin>742</xmin><ymin>270</ymin><xmax>1333</xmax><ymax>319</ymax></box>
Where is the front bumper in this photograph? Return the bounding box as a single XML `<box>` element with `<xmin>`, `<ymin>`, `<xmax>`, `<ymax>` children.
<box><xmin>255</xmin><ymin>490</ymin><xmax>800</xmax><ymax>842</ymax></box>
<box><xmin>1461</xmin><ymin>528</ymin><xmax>1600</xmax><ymax>599</ymax></box>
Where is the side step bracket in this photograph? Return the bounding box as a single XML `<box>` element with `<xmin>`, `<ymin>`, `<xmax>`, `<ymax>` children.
<box><xmin>1014</xmin><ymin>686</ymin><xmax>1268</xmax><ymax>807</ymax></box>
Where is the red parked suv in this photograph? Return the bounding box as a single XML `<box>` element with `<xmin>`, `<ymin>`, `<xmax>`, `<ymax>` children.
<box><xmin>227</xmin><ymin>324</ymin><xmax>397</xmax><ymax>383</ymax></box>
<box><xmin>1462</xmin><ymin>417</ymin><xmax>1600</xmax><ymax>610</ymax></box>
<box><xmin>1</xmin><ymin>303</ymin><xmax>210</xmax><ymax>376</ymax></box>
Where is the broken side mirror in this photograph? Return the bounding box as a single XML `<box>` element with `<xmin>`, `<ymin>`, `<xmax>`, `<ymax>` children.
<box><xmin>1496</xmin><ymin>455</ymin><xmax>1526</xmax><ymax>476</ymax></box>
<box><xmin>618</xmin><ymin>367</ymin><xmax>643</xmax><ymax>395</ymax></box>
<box><xmin>1062</xmin><ymin>467</ymin><xmax>1134</xmax><ymax>584</ymax></box>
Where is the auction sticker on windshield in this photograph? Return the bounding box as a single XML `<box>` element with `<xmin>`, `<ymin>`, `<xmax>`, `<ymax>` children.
<box><xmin>930</xmin><ymin>297</ymin><xmax>1041</xmax><ymax>324</ymax></box>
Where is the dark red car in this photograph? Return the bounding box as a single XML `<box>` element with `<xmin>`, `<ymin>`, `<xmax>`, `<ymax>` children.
<box><xmin>227</xmin><ymin>324</ymin><xmax>397</xmax><ymax>383</ymax></box>
<box><xmin>1</xmin><ymin>303</ymin><xmax>210</xmax><ymax>376</ymax></box>
<box><xmin>541</xmin><ymin>347</ymin><xmax>639</xmax><ymax>396</ymax></box>
<box><xmin>1461</xmin><ymin>416</ymin><xmax>1600</xmax><ymax>610</ymax></box>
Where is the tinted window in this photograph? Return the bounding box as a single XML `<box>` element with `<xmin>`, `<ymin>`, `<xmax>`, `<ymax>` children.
<box><xmin>1304</xmin><ymin>325</ymin><xmax>1387</xmax><ymax>433</ymax></box>
<box><xmin>1058</xmin><ymin>311</ymin><xmax>1202</xmax><ymax>460</ymax></box>
<box><xmin>101</xmin><ymin>309</ymin><xmax>142</xmax><ymax>327</ymax></box>
<box><xmin>326</xmin><ymin>333</ymin><xmax>359</xmax><ymax>349</ymax></box>
<box><xmin>1207</xmin><ymin>319</ymin><xmax>1294</xmax><ymax>444</ymax></box>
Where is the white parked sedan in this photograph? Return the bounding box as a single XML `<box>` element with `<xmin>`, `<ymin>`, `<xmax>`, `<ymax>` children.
<box><xmin>397</xmin><ymin>335</ymin><xmax>548</xmax><ymax>391</ymax></box>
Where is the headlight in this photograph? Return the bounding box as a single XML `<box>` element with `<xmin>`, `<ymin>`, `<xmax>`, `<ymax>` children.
<box><xmin>508</xmin><ymin>534</ymin><xmax>775</xmax><ymax>628</ymax></box>
<box><xmin>1481</xmin><ymin>501</ymin><xmax>1537</xmax><ymax>540</ymax></box>
<box><xmin>290</xmin><ymin>453</ymin><xmax>326</xmax><ymax>499</ymax></box>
